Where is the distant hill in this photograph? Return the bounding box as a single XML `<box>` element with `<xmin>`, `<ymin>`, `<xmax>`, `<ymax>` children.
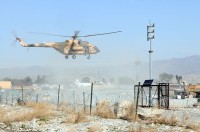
<box><xmin>1</xmin><ymin>55</ymin><xmax>200</xmax><ymax>84</ymax></box>
<box><xmin>153</xmin><ymin>55</ymin><xmax>200</xmax><ymax>75</ymax></box>
<box><xmin>0</xmin><ymin>66</ymin><xmax>52</xmax><ymax>79</ymax></box>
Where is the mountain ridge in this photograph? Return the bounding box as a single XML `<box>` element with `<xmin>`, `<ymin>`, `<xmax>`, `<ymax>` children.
<box><xmin>1</xmin><ymin>55</ymin><xmax>200</xmax><ymax>83</ymax></box>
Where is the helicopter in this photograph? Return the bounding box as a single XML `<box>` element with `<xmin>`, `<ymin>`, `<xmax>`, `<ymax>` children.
<box><xmin>15</xmin><ymin>31</ymin><xmax>122</xmax><ymax>59</ymax></box>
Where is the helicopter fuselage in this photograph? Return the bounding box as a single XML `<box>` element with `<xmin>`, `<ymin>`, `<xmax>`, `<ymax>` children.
<box><xmin>16</xmin><ymin>30</ymin><xmax>121</xmax><ymax>59</ymax></box>
<box><xmin>16</xmin><ymin>37</ymin><xmax>100</xmax><ymax>59</ymax></box>
<box><xmin>53</xmin><ymin>39</ymin><xmax>99</xmax><ymax>55</ymax></box>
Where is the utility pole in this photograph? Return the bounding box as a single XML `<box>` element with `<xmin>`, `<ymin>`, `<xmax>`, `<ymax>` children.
<box><xmin>147</xmin><ymin>22</ymin><xmax>155</xmax><ymax>79</ymax></box>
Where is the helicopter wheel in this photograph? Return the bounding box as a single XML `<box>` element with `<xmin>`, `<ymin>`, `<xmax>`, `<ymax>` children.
<box><xmin>65</xmin><ymin>56</ymin><xmax>68</xmax><ymax>59</ymax></box>
<box><xmin>87</xmin><ymin>55</ymin><xmax>90</xmax><ymax>59</ymax></box>
<box><xmin>72</xmin><ymin>55</ymin><xmax>76</xmax><ymax>59</ymax></box>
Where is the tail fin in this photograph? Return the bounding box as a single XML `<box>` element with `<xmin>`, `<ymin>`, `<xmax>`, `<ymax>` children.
<box><xmin>16</xmin><ymin>37</ymin><xmax>28</xmax><ymax>47</ymax></box>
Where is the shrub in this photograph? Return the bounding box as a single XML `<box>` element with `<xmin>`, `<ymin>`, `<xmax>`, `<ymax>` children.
<box><xmin>0</xmin><ymin>102</ymin><xmax>53</xmax><ymax>123</ymax></box>
<box><xmin>88</xmin><ymin>124</ymin><xmax>103</xmax><ymax>132</ymax></box>
<box><xmin>64</xmin><ymin>112</ymin><xmax>88</xmax><ymax>124</ymax></box>
<box><xmin>95</xmin><ymin>100</ymin><xmax>115</xmax><ymax>119</ymax></box>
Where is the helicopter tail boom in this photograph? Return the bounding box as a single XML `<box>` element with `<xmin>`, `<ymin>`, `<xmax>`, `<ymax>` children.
<box><xmin>16</xmin><ymin>38</ymin><xmax>28</xmax><ymax>47</ymax></box>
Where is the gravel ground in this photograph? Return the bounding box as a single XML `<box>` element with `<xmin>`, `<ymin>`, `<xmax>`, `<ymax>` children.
<box><xmin>0</xmin><ymin>112</ymin><xmax>188</xmax><ymax>132</ymax></box>
<box><xmin>0</xmin><ymin>99</ymin><xmax>200</xmax><ymax>132</ymax></box>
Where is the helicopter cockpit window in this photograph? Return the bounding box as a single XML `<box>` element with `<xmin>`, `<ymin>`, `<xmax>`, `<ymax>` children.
<box><xmin>78</xmin><ymin>39</ymin><xmax>82</xmax><ymax>44</ymax></box>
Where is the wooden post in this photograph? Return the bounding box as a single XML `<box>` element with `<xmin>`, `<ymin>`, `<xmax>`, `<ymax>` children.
<box><xmin>57</xmin><ymin>85</ymin><xmax>60</xmax><ymax>110</ymax></box>
<box><xmin>135</xmin><ymin>82</ymin><xmax>140</xmax><ymax>121</ymax></box>
<box><xmin>90</xmin><ymin>83</ymin><xmax>93</xmax><ymax>115</ymax></box>
<box><xmin>83</xmin><ymin>92</ymin><xmax>86</xmax><ymax>113</ymax></box>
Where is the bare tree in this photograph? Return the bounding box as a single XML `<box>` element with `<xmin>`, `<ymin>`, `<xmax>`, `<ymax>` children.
<box><xmin>175</xmin><ymin>75</ymin><xmax>182</xmax><ymax>84</ymax></box>
<box><xmin>159</xmin><ymin>72</ymin><xmax>174</xmax><ymax>83</ymax></box>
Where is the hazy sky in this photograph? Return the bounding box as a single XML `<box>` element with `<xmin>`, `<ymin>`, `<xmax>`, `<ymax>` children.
<box><xmin>1</xmin><ymin>0</ymin><xmax>200</xmax><ymax>68</ymax></box>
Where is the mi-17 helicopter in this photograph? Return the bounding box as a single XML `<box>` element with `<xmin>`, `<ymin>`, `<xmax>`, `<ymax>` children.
<box><xmin>15</xmin><ymin>31</ymin><xmax>121</xmax><ymax>59</ymax></box>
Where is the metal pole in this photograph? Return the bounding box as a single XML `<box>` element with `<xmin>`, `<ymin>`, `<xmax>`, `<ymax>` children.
<box><xmin>167</xmin><ymin>83</ymin><xmax>169</xmax><ymax>109</ymax></box>
<box><xmin>158</xmin><ymin>84</ymin><xmax>160</xmax><ymax>109</ymax></box>
<box><xmin>57</xmin><ymin>85</ymin><xmax>60</xmax><ymax>110</ymax></box>
<box><xmin>83</xmin><ymin>92</ymin><xmax>85</xmax><ymax>113</ymax></box>
<box><xmin>149</xmin><ymin>39</ymin><xmax>152</xmax><ymax>79</ymax></box>
<box><xmin>149</xmin><ymin>86</ymin><xmax>152</xmax><ymax>107</ymax></box>
<box><xmin>147</xmin><ymin>22</ymin><xmax>154</xmax><ymax>80</ymax></box>
<box><xmin>90</xmin><ymin>83</ymin><xmax>93</xmax><ymax>115</ymax></box>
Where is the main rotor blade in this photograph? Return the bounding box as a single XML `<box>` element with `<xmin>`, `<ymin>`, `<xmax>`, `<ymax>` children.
<box><xmin>80</xmin><ymin>31</ymin><xmax>122</xmax><ymax>37</ymax></box>
<box><xmin>28</xmin><ymin>30</ymin><xmax>122</xmax><ymax>38</ymax></box>
<box><xmin>11</xmin><ymin>31</ymin><xmax>18</xmax><ymax>47</ymax></box>
<box><xmin>11</xmin><ymin>40</ymin><xmax>17</xmax><ymax>47</ymax></box>
<box><xmin>11</xmin><ymin>31</ymin><xmax>17</xmax><ymax>38</ymax></box>
<box><xmin>28</xmin><ymin>32</ymin><xmax>72</xmax><ymax>37</ymax></box>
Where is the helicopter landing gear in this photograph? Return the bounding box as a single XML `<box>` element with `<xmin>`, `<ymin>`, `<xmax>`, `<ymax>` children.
<box><xmin>65</xmin><ymin>56</ymin><xmax>68</xmax><ymax>59</ymax></box>
<box><xmin>72</xmin><ymin>55</ymin><xmax>76</xmax><ymax>59</ymax></box>
<box><xmin>87</xmin><ymin>55</ymin><xmax>90</xmax><ymax>59</ymax></box>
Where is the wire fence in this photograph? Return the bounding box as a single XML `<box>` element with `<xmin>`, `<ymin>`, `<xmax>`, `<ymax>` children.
<box><xmin>0</xmin><ymin>85</ymin><xmax>198</xmax><ymax>110</ymax></box>
<box><xmin>0</xmin><ymin>85</ymin><xmax>134</xmax><ymax>108</ymax></box>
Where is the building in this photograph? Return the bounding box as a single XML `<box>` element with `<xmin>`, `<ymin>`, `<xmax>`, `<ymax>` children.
<box><xmin>0</xmin><ymin>81</ymin><xmax>12</xmax><ymax>89</ymax></box>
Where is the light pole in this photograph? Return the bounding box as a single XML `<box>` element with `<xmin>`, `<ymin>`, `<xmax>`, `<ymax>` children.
<box><xmin>147</xmin><ymin>23</ymin><xmax>155</xmax><ymax>79</ymax></box>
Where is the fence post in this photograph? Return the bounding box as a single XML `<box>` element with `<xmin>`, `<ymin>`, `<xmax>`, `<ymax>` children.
<box><xmin>21</xmin><ymin>86</ymin><xmax>24</xmax><ymax>102</ymax></box>
<box><xmin>135</xmin><ymin>82</ymin><xmax>140</xmax><ymax>120</ymax></box>
<box><xmin>6</xmin><ymin>94</ymin><xmax>8</xmax><ymax>104</ymax></box>
<box><xmin>134</xmin><ymin>85</ymin><xmax>136</xmax><ymax>102</ymax></box>
<box><xmin>57</xmin><ymin>85</ymin><xmax>60</xmax><ymax>110</ymax></box>
<box><xmin>12</xmin><ymin>93</ymin><xmax>13</xmax><ymax>105</ymax></box>
<box><xmin>167</xmin><ymin>83</ymin><xmax>170</xmax><ymax>109</ymax></box>
<box><xmin>83</xmin><ymin>92</ymin><xmax>86</xmax><ymax>113</ymax></box>
<box><xmin>0</xmin><ymin>93</ymin><xmax>2</xmax><ymax>103</ymax></box>
<box><xmin>36</xmin><ymin>94</ymin><xmax>38</xmax><ymax>103</ymax></box>
<box><xmin>90</xmin><ymin>83</ymin><xmax>93</xmax><ymax>115</ymax></box>
<box><xmin>73</xmin><ymin>91</ymin><xmax>76</xmax><ymax>112</ymax></box>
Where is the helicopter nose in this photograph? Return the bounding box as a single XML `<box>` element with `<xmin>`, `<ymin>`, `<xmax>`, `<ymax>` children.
<box><xmin>94</xmin><ymin>46</ymin><xmax>100</xmax><ymax>53</ymax></box>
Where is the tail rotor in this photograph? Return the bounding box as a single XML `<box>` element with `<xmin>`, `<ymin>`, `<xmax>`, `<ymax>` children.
<box><xmin>11</xmin><ymin>31</ymin><xmax>18</xmax><ymax>47</ymax></box>
<box><xmin>11</xmin><ymin>31</ymin><xmax>30</xmax><ymax>51</ymax></box>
